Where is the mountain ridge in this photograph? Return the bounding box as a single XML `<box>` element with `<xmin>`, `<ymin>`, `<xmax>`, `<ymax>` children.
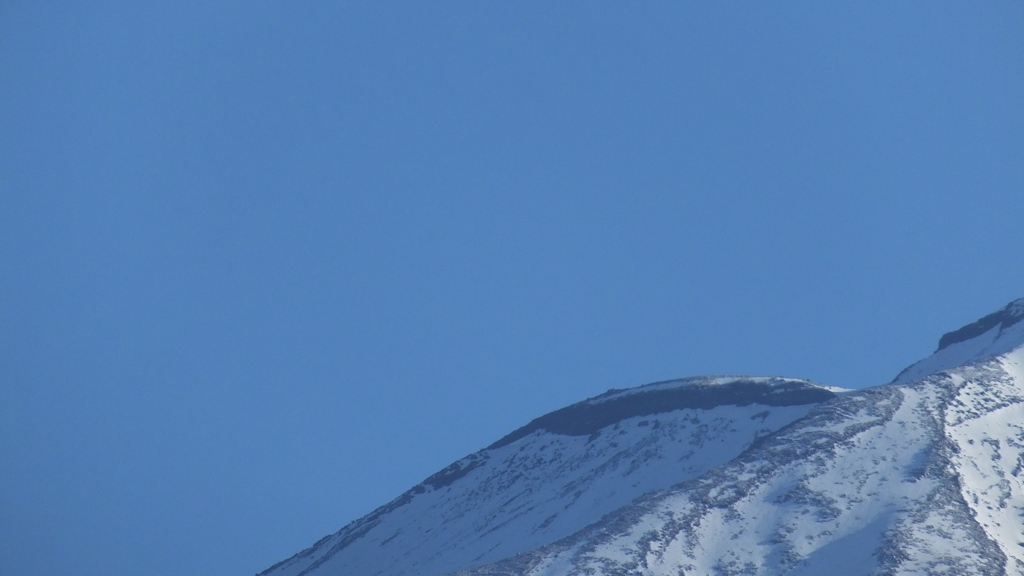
<box><xmin>259</xmin><ymin>297</ymin><xmax>1024</xmax><ymax>576</ymax></box>
<box><xmin>488</xmin><ymin>377</ymin><xmax>837</xmax><ymax>449</ymax></box>
<box><xmin>257</xmin><ymin>376</ymin><xmax>838</xmax><ymax>576</ymax></box>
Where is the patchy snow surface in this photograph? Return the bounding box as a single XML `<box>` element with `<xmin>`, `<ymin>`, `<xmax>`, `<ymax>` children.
<box><xmin>261</xmin><ymin>298</ymin><xmax>1024</xmax><ymax>576</ymax></box>
<box><xmin>944</xmin><ymin>347</ymin><xmax>1024</xmax><ymax>574</ymax></box>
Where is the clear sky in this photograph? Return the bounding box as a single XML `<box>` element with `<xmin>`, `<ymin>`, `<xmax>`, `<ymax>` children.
<box><xmin>1</xmin><ymin>3</ymin><xmax>1022</xmax><ymax>576</ymax></box>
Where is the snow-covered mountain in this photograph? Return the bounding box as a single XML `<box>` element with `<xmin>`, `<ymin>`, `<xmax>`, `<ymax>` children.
<box><xmin>260</xmin><ymin>297</ymin><xmax>1024</xmax><ymax>576</ymax></box>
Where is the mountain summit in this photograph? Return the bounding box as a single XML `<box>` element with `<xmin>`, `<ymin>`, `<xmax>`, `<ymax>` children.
<box><xmin>260</xmin><ymin>298</ymin><xmax>1024</xmax><ymax>576</ymax></box>
<box><xmin>892</xmin><ymin>297</ymin><xmax>1024</xmax><ymax>385</ymax></box>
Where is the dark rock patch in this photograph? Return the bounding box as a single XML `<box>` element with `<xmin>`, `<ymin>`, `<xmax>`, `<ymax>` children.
<box><xmin>937</xmin><ymin>300</ymin><xmax>1024</xmax><ymax>352</ymax></box>
<box><xmin>488</xmin><ymin>378</ymin><xmax>835</xmax><ymax>450</ymax></box>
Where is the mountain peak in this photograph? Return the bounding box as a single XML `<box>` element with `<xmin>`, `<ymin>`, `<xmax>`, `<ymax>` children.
<box><xmin>258</xmin><ymin>376</ymin><xmax>837</xmax><ymax>576</ymax></box>
<box><xmin>936</xmin><ymin>297</ymin><xmax>1024</xmax><ymax>352</ymax></box>
<box><xmin>893</xmin><ymin>297</ymin><xmax>1024</xmax><ymax>384</ymax></box>
<box><xmin>260</xmin><ymin>297</ymin><xmax>1024</xmax><ymax>576</ymax></box>
<box><xmin>457</xmin><ymin>302</ymin><xmax>1024</xmax><ymax>576</ymax></box>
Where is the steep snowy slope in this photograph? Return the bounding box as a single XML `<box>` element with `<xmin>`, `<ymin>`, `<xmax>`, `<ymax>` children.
<box><xmin>257</xmin><ymin>378</ymin><xmax>839</xmax><ymax>576</ymax></box>
<box><xmin>461</xmin><ymin>299</ymin><xmax>1024</xmax><ymax>576</ymax></box>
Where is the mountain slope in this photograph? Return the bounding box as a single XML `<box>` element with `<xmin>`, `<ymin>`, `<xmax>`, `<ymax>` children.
<box><xmin>257</xmin><ymin>378</ymin><xmax>839</xmax><ymax>576</ymax></box>
<box><xmin>461</xmin><ymin>298</ymin><xmax>1024</xmax><ymax>576</ymax></box>
<box><xmin>260</xmin><ymin>297</ymin><xmax>1024</xmax><ymax>576</ymax></box>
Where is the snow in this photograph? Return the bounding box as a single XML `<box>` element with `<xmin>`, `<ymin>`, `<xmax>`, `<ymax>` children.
<box><xmin>259</xmin><ymin>378</ymin><xmax>829</xmax><ymax>576</ymax></box>
<box><xmin>893</xmin><ymin>298</ymin><xmax>1024</xmax><ymax>385</ymax></box>
<box><xmin>944</xmin><ymin>347</ymin><xmax>1024</xmax><ymax>574</ymax></box>
<box><xmin>261</xmin><ymin>298</ymin><xmax>1024</xmax><ymax>576</ymax></box>
<box><xmin>471</xmin><ymin>336</ymin><xmax>1024</xmax><ymax>575</ymax></box>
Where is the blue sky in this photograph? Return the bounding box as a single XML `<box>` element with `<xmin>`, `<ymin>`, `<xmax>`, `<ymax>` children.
<box><xmin>2</xmin><ymin>3</ymin><xmax>1023</xmax><ymax>576</ymax></box>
